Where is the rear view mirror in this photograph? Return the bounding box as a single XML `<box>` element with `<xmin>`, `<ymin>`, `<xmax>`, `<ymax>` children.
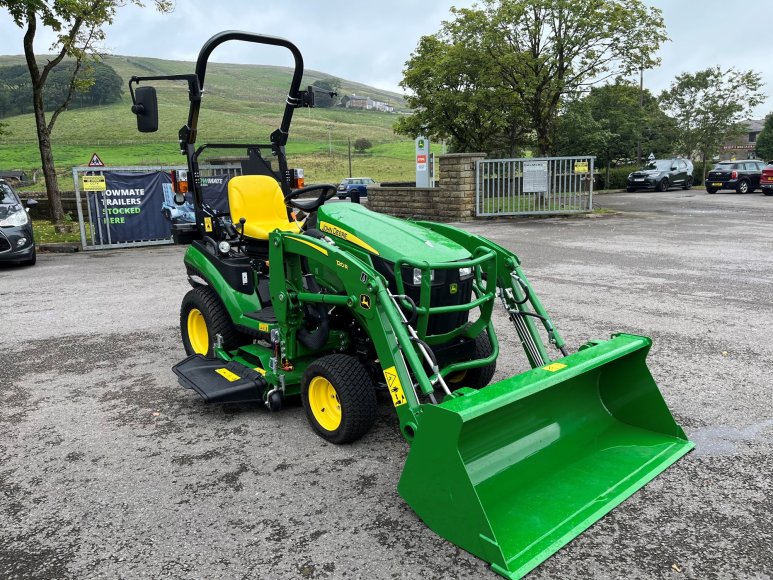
<box><xmin>26</xmin><ymin>199</ymin><xmax>38</xmax><ymax>208</ymax></box>
<box><xmin>131</xmin><ymin>86</ymin><xmax>158</xmax><ymax>133</ymax></box>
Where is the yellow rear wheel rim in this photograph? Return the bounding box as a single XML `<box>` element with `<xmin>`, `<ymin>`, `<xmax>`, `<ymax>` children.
<box><xmin>187</xmin><ymin>308</ymin><xmax>209</xmax><ymax>354</ymax></box>
<box><xmin>308</xmin><ymin>376</ymin><xmax>341</xmax><ymax>432</ymax></box>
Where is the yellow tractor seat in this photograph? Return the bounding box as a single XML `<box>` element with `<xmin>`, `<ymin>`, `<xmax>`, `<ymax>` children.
<box><xmin>228</xmin><ymin>175</ymin><xmax>300</xmax><ymax>240</ymax></box>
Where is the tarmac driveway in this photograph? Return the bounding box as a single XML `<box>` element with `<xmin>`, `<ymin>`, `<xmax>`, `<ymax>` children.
<box><xmin>1</xmin><ymin>188</ymin><xmax>771</xmax><ymax>579</ymax></box>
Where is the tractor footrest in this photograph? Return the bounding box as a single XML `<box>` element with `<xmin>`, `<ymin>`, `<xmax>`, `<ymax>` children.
<box><xmin>173</xmin><ymin>355</ymin><xmax>267</xmax><ymax>404</ymax></box>
<box><xmin>245</xmin><ymin>307</ymin><xmax>277</xmax><ymax>323</ymax></box>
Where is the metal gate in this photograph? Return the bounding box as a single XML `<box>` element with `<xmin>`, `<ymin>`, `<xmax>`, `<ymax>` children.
<box><xmin>476</xmin><ymin>156</ymin><xmax>594</xmax><ymax>217</ymax></box>
<box><xmin>73</xmin><ymin>164</ymin><xmax>241</xmax><ymax>250</ymax></box>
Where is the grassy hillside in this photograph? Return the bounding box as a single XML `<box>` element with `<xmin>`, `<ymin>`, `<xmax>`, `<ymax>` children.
<box><xmin>0</xmin><ymin>55</ymin><xmax>416</xmax><ymax>187</ymax></box>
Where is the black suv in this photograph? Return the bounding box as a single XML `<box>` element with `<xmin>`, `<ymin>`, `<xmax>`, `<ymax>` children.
<box><xmin>0</xmin><ymin>179</ymin><xmax>38</xmax><ymax>266</ymax></box>
<box><xmin>627</xmin><ymin>158</ymin><xmax>694</xmax><ymax>192</ymax></box>
<box><xmin>705</xmin><ymin>160</ymin><xmax>765</xmax><ymax>194</ymax></box>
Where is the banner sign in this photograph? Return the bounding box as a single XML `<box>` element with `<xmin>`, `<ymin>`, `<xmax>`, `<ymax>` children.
<box><xmin>88</xmin><ymin>171</ymin><xmax>235</xmax><ymax>245</ymax></box>
<box><xmin>89</xmin><ymin>171</ymin><xmax>171</xmax><ymax>244</ymax></box>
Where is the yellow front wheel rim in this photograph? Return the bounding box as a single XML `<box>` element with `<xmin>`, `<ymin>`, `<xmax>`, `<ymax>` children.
<box><xmin>447</xmin><ymin>370</ymin><xmax>467</xmax><ymax>385</ymax></box>
<box><xmin>187</xmin><ymin>308</ymin><xmax>209</xmax><ymax>354</ymax></box>
<box><xmin>308</xmin><ymin>376</ymin><xmax>341</xmax><ymax>432</ymax></box>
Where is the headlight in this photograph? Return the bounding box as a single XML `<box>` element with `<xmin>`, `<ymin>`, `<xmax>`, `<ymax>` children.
<box><xmin>218</xmin><ymin>240</ymin><xmax>231</xmax><ymax>254</ymax></box>
<box><xmin>412</xmin><ymin>268</ymin><xmax>435</xmax><ymax>285</ymax></box>
<box><xmin>0</xmin><ymin>209</ymin><xmax>28</xmax><ymax>227</ymax></box>
<box><xmin>459</xmin><ymin>266</ymin><xmax>473</xmax><ymax>279</ymax></box>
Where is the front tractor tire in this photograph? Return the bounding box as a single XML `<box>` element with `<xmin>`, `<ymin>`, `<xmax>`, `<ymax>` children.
<box><xmin>447</xmin><ymin>330</ymin><xmax>497</xmax><ymax>390</ymax></box>
<box><xmin>301</xmin><ymin>355</ymin><xmax>377</xmax><ymax>444</ymax></box>
<box><xmin>180</xmin><ymin>285</ymin><xmax>246</xmax><ymax>356</ymax></box>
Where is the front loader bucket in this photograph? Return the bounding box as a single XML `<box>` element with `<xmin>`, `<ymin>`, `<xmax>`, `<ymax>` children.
<box><xmin>398</xmin><ymin>333</ymin><xmax>693</xmax><ymax>579</ymax></box>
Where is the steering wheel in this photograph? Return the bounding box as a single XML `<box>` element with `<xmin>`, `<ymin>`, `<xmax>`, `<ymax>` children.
<box><xmin>284</xmin><ymin>184</ymin><xmax>337</xmax><ymax>212</ymax></box>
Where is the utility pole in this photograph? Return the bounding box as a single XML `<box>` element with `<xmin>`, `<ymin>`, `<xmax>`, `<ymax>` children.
<box><xmin>327</xmin><ymin>125</ymin><xmax>333</xmax><ymax>157</ymax></box>
<box><xmin>637</xmin><ymin>66</ymin><xmax>643</xmax><ymax>166</ymax></box>
<box><xmin>348</xmin><ymin>137</ymin><xmax>352</xmax><ymax>177</ymax></box>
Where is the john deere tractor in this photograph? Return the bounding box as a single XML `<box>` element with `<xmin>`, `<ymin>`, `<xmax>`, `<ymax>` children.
<box><xmin>130</xmin><ymin>31</ymin><xmax>693</xmax><ymax>579</ymax></box>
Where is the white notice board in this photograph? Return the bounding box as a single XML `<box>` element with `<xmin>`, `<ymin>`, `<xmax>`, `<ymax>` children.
<box><xmin>523</xmin><ymin>161</ymin><xmax>548</xmax><ymax>193</ymax></box>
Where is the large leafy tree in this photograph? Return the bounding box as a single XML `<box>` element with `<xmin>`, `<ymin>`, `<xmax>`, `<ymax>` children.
<box><xmin>1</xmin><ymin>0</ymin><xmax>171</xmax><ymax>229</ymax></box>
<box><xmin>754</xmin><ymin>114</ymin><xmax>773</xmax><ymax>162</ymax></box>
<box><xmin>398</xmin><ymin>0</ymin><xmax>667</xmax><ymax>157</ymax></box>
<box><xmin>556</xmin><ymin>82</ymin><xmax>676</xmax><ymax>166</ymax></box>
<box><xmin>659</xmin><ymin>67</ymin><xmax>765</xmax><ymax>180</ymax></box>
<box><xmin>483</xmin><ymin>0</ymin><xmax>667</xmax><ymax>155</ymax></box>
<box><xmin>395</xmin><ymin>15</ymin><xmax>529</xmax><ymax>157</ymax></box>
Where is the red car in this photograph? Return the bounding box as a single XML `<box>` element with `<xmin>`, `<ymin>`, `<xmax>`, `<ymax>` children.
<box><xmin>761</xmin><ymin>162</ymin><xmax>773</xmax><ymax>196</ymax></box>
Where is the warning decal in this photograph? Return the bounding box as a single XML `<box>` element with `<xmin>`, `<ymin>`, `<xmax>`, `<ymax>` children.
<box><xmin>215</xmin><ymin>368</ymin><xmax>241</xmax><ymax>382</ymax></box>
<box><xmin>383</xmin><ymin>366</ymin><xmax>407</xmax><ymax>407</ymax></box>
<box><xmin>543</xmin><ymin>362</ymin><xmax>567</xmax><ymax>372</ymax></box>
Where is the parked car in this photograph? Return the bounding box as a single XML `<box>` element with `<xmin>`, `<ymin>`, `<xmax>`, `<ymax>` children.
<box><xmin>0</xmin><ymin>179</ymin><xmax>37</xmax><ymax>266</ymax></box>
<box><xmin>627</xmin><ymin>159</ymin><xmax>694</xmax><ymax>192</ymax></box>
<box><xmin>705</xmin><ymin>160</ymin><xmax>765</xmax><ymax>194</ymax></box>
<box><xmin>337</xmin><ymin>177</ymin><xmax>377</xmax><ymax>199</ymax></box>
<box><xmin>761</xmin><ymin>162</ymin><xmax>773</xmax><ymax>196</ymax></box>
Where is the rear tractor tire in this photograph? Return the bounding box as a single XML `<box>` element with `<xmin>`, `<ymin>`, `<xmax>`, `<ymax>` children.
<box><xmin>301</xmin><ymin>354</ymin><xmax>377</xmax><ymax>444</ymax></box>
<box><xmin>180</xmin><ymin>285</ymin><xmax>247</xmax><ymax>356</ymax></box>
<box><xmin>446</xmin><ymin>329</ymin><xmax>497</xmax><ymax>390</ymax></box>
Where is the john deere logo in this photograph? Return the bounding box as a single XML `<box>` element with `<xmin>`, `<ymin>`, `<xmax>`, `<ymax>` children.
<box><xmin>418</xmin><ymin>138</ymin><xmax>425</xmax><ymax>149</ymax></box>
<box><xmin>360</xmin><ymin>294</ymin><xmax>371</xmax><ymax>310</ymax></box>
<box><xmin>450</xmin><ymin>283</ymin><xmax>458</xmax><ymax>295</ymax></box>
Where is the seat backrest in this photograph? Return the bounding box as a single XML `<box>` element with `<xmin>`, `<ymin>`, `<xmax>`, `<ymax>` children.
<box><xmin>228</xmin><ymin>175</ymin><xmax>292</xmax><ymax>240</ymax></box>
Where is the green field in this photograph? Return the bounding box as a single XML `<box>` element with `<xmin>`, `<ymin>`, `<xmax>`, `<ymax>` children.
<box><xmin>0</xmin><ymin>54</ymin><xmax>418</xmax><ymax>188</ymax></box>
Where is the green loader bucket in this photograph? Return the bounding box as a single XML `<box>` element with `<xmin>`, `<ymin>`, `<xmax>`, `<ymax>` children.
<box><xmin>398</xmin><ymin>333</ymin><xmax>693</xmax><ymax>579</ymax></box>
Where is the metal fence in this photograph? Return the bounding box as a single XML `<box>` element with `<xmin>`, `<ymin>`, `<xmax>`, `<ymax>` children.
<box><xmin>73</xmin><ymin>164</ymin><xmax>241</xmax><ymax>250</ymax></box>
<box><xmin>475</xmin><ymin>156</ymin><xmax>595</xmax><ymax>217</ymax></box>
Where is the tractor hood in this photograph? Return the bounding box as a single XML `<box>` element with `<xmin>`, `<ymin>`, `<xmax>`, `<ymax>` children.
<box><xmin>317</xmin><ymin>203</ymin><xmax>470</xmax><ymax>265</ymax></box>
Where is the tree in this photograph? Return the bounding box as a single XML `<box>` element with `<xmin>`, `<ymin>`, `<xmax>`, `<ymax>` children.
<box><xmin>1</xmin><ymin>0</ymin><xmax>171</xmax><ymax>230</ymax></box>
<box><xmin>312</xmin><ymin>77</ymin><xmax>340</xmax><ymax>108</ymax></box>
<box><xmin>398</xmin><ymin>0</ymin><xmax>666</xmax><ymax>156</ymax></box>
<box><xmin>659</xmin><ymin>67</ymin><xmax>766</xmax><ymax>181</ymax></box>
<box><xmin>556</xmin><ymin>82</ymin><xmax>677</xmax><ymax>166</ymax></box>
<box><xmin>755</xmin><ymin>114</ymin><xmax>773</xmax><ymax>162</ymax></box>
<box><xmin>395</xmin><ymin>20</ymin><xmax>529</xmax><ymax>156</ymax></box>
<box><xmin>353</xmin><ymin>138</ymin><xmax>372</xmax><ymax>153</ymax></box>
<box><xmin>481</xmin><ymin>0</ymin><xmax>667</xmax><ymax>155</ymax></box>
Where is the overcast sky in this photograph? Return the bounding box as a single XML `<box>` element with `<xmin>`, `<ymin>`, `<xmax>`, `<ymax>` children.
<box><xmin>1</xmin><ymin>0</ymin><xmax>770</xmax><ymax>117</ymax></box>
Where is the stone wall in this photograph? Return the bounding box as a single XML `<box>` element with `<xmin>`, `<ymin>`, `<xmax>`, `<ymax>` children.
<box><xmin>367</xmin><ymin>152</ymin><xmax>486</xmax><ymax>221</ymax></box>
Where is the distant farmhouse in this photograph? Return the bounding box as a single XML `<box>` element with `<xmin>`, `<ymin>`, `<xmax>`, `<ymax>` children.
<box><xmin>344</xmin><ymin>94</ymin><xmax>395</xmax><ymax>113</ymax></box>
<box><xmin>721</xmin><ymin>119</ymin><xmax>764</xmax><ymax>160</ymax></box>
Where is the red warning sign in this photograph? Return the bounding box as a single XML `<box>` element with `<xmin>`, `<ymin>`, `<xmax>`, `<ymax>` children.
<box><xmin>416</xmin><ymin>154</ymin><xmax>427</xmax><ymax>164</ymax></box>
<box><xmin>88</xmin><ymin>153</ymin><xmax>105</xmax><ymax>167</ymax></box>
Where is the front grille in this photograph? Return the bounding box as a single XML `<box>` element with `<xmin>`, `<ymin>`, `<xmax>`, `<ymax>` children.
<box><xmin>372</xmin><ymin>256</ymin><xmax>473</xmax><ymax>336</ymax></box>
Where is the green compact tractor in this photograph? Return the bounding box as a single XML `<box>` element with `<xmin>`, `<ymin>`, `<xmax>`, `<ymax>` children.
<box><xmin>130</xmin><ymin>31</ymin><xmax>693</xmax><ymax>579</ymax></box>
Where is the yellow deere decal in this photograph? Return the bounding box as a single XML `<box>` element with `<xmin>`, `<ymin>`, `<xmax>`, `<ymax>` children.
<box><xmin>215</xmin><ymin>368</ymin><xmax>241</xmax><ymax>382</ymax></box>
<box><xmin>543</xmin><ymin>363</ymin><xmax>567</xmax><ymax>372</ymax></box>
<box><xmin>319</xmin><ymin>221</ymin><xmax>380</xmax><ymax>255</ymax></box>
<box><xmin>383</xmin><ymin>366</ymin><xmax>407</xmax><ymax>406</ymax></box>
<box><xmin>292</xmin><ymin>236</ymin><xmax>328</xmax><ymax>255</ymax></box>
<box><xmin>204</xmin><ymin>217</ymin><xmax>213</xmax><ymax>232</ymax></box>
